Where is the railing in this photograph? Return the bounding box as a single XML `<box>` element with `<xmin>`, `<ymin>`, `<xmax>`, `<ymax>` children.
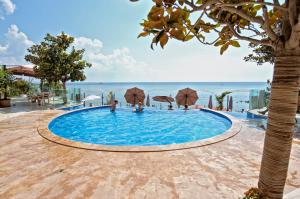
<box><xmin>25</xmin><ymin>85</ymin><xmax>267</xmax><ymax>112</ymax></box>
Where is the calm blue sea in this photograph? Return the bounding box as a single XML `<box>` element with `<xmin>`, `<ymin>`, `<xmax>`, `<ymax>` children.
<box><xmin>67</xmin><ymin>82</ymin><xmax>266</xmax><ymax>111</ymax></box>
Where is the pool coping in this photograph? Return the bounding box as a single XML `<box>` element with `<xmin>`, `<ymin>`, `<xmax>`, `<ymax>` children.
<box><xmin>37</xmin><ymin>107</ymin><xmax>242</xmax><ymax>152</ymax></box>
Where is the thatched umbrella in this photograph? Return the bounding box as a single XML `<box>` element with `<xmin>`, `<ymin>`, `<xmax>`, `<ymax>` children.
<box><xmin>153</xmin><ymin>96</ymin><xmax>174</xmax><ymax>104</ymax></box>
<box><xmin>175</xmin><ymin>88</ymin><xmax>199</xmax><ymax>106</ymax></box>
<box><xmin>124</xmin><ymin>87</ymin><xmax>145</xmax><ymax>106</ymax></box>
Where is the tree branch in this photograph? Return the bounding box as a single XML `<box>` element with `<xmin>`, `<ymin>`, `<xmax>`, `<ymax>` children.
<box><xmin>286</xmin><ymin>14</ymin><xmax>300</xmax><ymax>49</ymax></box>
<box><xmin>184</xmin><ymin>0</ymin><xmax>218</xmax><ymax>12</ymax></box>
<box><xmin>288</xmin><ymin>0</ymin><xmax>298</xmax><ymax>26</ymax></box>
<box><xmin>262</xmin><ymin>5</ymin><xmax>278</xmax><ymax>41</ymax></box>
<box><xmin>219</xmin><ymin>6</ymin><xmax>264</xmax><ymax>25</ymax></box>
<box><xmin>227</xmin><ymin>23</ymin><xmax>274</xmax><ymax>47</ymax></box>
<box><xmin>218</xmin><ymin>1</ymin><xmax>287</xmax><ymax>11</ymax></box>
<box><xmin>244</xmin><ymin>25</ymin><xmax>264</xmax><ymax>35</ymax></box>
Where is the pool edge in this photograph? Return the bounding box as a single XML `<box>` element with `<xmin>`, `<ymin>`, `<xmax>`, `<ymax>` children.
<box><xmin>38</xmin><ymin>107</ymin><xmax>242</xmax><ymax>152</ymax></box>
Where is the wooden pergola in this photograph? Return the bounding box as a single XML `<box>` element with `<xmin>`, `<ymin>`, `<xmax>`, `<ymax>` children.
<box><xmin>6</xmin><ymin>65</ymin><xmax>37</xmax><ymax>78</ymax></box>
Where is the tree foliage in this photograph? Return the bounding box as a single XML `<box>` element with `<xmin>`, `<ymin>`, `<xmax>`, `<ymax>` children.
<box><xmin>25</xmin><ymin>32</ymin><xmax>91</xmax><ymax>103</ymax></box>
<box><xmin>25</xmin><ymin>32</ymin><xmax>91</xmax><ymax>84</ymax></box>
<box><xmin>134</xmin><ymin>0</ymin><xmax>300</xmax><ymax>53</ymax></box>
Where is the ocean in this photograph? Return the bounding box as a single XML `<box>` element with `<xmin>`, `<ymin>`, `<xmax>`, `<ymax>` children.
<box><xmin>67</xmin><ymin>82</ymin><xmax>267</xmax><ymax>111</ymax></box>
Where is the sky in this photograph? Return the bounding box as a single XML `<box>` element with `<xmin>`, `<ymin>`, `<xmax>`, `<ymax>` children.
<box><xmin>0</xmin><ymin>0</ymin><xmax>273</xmax><ymax>82</ymax></box>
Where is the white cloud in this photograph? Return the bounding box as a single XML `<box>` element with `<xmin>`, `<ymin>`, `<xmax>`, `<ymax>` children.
<box><xmin>0</xmin><ymin>27</ymin><xmax>152</xmax><ymax>81</ymax></box>
<box><xmin>0</xmin><ymin>0</ymin><xmax>15</xmax><ymax>19</ymax></box>
<box><xmin>74</xmin><ymin>37</ymin><xmax>156</xmax><ymax>82</ymax></box>
<box><xmin>0</xmin><ymin>24</ymin><xmax>34</xmax><ymax>64</ymax></box>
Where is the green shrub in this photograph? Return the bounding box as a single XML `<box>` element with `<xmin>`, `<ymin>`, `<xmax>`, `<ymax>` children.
<box><xmin>243</xmin><ymin>188</ymin><xmax>267</xmax><ymax>199</ymax></box>
<box><xmin>0</xmin><ymin>69</ymin><xmax>14</xmax><ymax>99</ymax></box>
<box><xmin>11</xmin><ymin>79</ymin><xmax>32</xmax><ymax>96</ymax></box>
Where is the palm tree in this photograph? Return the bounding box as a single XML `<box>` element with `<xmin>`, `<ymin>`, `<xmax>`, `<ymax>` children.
<box><xmin>215</xmin><ymin>91</ymin><xmax>232</xmax><ymax>110</ymax></box>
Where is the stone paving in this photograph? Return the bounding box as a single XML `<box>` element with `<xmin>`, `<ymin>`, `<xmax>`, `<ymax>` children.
<box><xmin>0</xmin><ymin>110</ymin><xmax>299</xmax><ymax>199</ymax></box>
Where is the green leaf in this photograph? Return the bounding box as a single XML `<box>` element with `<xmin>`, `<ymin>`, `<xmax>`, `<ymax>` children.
<box><xmin>184</xmin><ymin>35</ymin><xmax>194</xmax><ymax>41</ymax></box>
<box><xmin>229</xmin><ymin>40</ymin><xmax>240</xmax><ymax>47</ymax></box>
<box><xmin>214</xmin><ymin>40</ymin><xmax>226</xmax><ymax>47</ymax></box>
<box><xmin>137</xmin><ymin>32</ymin><xmax>149</xmax><ymax>38</ymax></box>
<box><xmin>156</xmin><ymin>30</ymin><xmax>165</xmax><ymax>43</ymax></box>
<box><xmin>196</xmin><ymin>0</ymin><xmax>202</xmax><ymax>4</ymax></box>
<box><xmin>220</xmin><ymin>43</ymin><xmax>229</xmax><ymax>55</ymax></box>
<box><xmin>150</xmin><ymin>43</ymin><xmax>154</xmax><ymax>50</ymax></box>
<box><xmin>231</xmin><ymin>14</ymin><xmax>238</xmax><ymax>23</ymax></box>
<box><xmin>169</xmin><ymin>9</ymin><xmax>181</xmax><ymax>23</ymax></box>
<box><xmin>197</xmin><ymin>34</ymin><xmax>205</xmax><ymax>40</ymax></box>
<box><xmin>160</xmin><ymin>33</ymin><xmax>169</xmax><ymax>48</ymax></box>
<box><xmin>253</xmin><ymin>5</ymin><xmax>262</xmax><ymax>12</ymax></box>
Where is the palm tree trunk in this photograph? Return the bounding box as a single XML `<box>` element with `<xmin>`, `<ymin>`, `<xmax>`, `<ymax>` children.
<box><xmin>258</xmin><ymin>49</ymin><xmax>300</xmax><ymax>198</ymax></box>
<box><xmin>62</xmin><ymin>81</ymin><xmax>67</xmax><ymax>104</ymax></box>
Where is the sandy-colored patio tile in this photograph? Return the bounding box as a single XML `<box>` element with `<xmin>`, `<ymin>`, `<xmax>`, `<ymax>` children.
<box><xmin>0</xmin><ymin>110</ymin><xmax>299</xmax><ymax>199</ymax></box>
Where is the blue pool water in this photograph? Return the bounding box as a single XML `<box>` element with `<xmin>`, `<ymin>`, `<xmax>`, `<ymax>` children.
<box><xmin>49</xmin><ymin>107</ymin><xmax>232</xmax><ymax>146</ymax></box>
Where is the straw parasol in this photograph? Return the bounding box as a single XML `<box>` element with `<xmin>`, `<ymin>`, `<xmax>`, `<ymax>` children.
<box><xmin>152</xmin><ymin>96</ymin><xmax>174</xmax><ymax>104</ymax></box>
<box><xmin>124</xmin><ymin>87</ymin><xmax>145</xmax><ymax>105</ymax></box>
<box><xmin>175</xmin><ymin>88</ymin><xmax>199</xmax><ymax>106</ymax></box>
<box><xmin>146</xmin><ymin>94</ymin><xmax>150</xmax><ymax>107</ymax></box>
<box><xmin>208</xmin><ymin>95</ymin><xmax>213</xmax><ymax>109</ymax></box>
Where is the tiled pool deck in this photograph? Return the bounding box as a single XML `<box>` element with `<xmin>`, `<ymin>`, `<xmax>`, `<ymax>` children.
<box><xmin>0</xmin><ymin>110</ymin><xmax>300</xmax><ymax>199</ymax></box>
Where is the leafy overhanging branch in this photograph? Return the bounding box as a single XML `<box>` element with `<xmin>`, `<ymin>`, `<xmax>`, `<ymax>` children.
<box><xmin>134</xmin><ymin>0</ymin><xmax>299</xmax><ymax>54</ymax></box>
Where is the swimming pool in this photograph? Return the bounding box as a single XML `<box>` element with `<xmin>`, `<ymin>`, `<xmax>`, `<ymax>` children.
<box><xmin>60</xmin><ymin>104</ymin><xmax>84</xmax><ymax>111</ymax></box>
<box><xmin>48</xmin><ymin>107</ymin><xmax>232</xmax><ymax>147</ymax></box>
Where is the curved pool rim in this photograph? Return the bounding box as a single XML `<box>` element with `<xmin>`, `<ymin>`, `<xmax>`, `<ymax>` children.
<box><xmin>38</xmin><ymin>107</ymin><xmax>242</xmax><ymax>152</ymax></box>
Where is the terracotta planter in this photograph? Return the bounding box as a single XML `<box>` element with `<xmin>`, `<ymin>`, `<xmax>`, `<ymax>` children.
<box><xmin>0</xmin><ymin>99</ymin><xmax>11</xmax><ymax>108</ymax></box>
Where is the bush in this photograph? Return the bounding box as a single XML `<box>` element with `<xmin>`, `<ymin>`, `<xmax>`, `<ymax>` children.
<box><xmin>12</xmin><ymin>79</ymin><xmax>32</xmax><ymax>95</ymax></box>
<box><xmin>9</xmin><ymin>79</ymin><xmax>35</xmax><ymax>96</ymax></box>
<box><xmin>243</xmin><ymin>188</ymin><xmax>267</xmax><ymax>199</ymax></box>
<box><xmin>0</xmin><ymin>69</ymin><xmax>14</xmax><ymax>99</ymax></box>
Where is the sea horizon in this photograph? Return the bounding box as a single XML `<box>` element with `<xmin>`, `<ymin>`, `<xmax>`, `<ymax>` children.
<box><xmin>68</xmin><ymin>81</ymin><xmax>266</xmax><ymax>84</ymax></box>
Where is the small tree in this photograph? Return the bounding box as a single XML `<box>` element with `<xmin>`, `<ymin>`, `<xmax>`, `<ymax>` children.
<box><xmin>0</xmin><ymin>69</ymin><xmax>14</xmax><ymax>100</ymax></box>
<box><xmin>215</xmin><ymin>91</ymin><xmax>232</xmax><ymax>110</ymax></box>
<box><xmin>25</xmin><ymin>32</ymin><xmax>91</xmax><ymax>104</ymax></box>
<box><xmin>131</xmin><ymin>0</ymin><xmax>300</xmax><ymax>197</ymax></box>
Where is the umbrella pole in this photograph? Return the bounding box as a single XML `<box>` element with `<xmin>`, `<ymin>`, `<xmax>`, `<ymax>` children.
<box><xmin>134</xmin><ymin>95</ymin><xmax>136</xmax><ymax>107</ymax></box>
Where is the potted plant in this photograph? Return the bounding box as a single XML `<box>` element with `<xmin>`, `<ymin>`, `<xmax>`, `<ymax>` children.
<box><xmin>0</xmin><ymin>68</ymin><xmax>14</xmax><ymax>107</ymax></box>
